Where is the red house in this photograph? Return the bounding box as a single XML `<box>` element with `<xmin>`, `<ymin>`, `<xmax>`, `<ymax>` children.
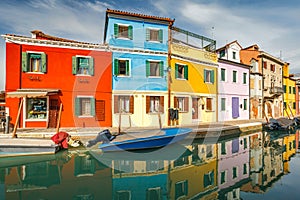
<box><xmin>3</xmin><ymin>30</ymin><xmax>112</xmax><ymax>129</ymax></box>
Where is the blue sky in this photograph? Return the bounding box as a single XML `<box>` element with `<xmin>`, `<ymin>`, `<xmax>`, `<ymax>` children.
<box><xmin>1</xmin><ymin>0</ymin><xmax>300</xmax><ymax>90</ymax></box>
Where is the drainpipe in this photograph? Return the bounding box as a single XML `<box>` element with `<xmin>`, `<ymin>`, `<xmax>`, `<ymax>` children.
<box><xmin>167</xmin><ymin>22</ymin><xmax>172</xmax><ymax>126</ymax></box>
<box><xmin>261</xmin><ymin>56</ymin><xmax>265</xmax><ymax>120</ymax></box>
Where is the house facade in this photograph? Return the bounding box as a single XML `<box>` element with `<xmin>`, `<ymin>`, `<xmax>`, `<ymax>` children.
<box><xmin>217</xmin><ymin>41</ymin><xmax>250</xmax><ymax>121</ymax></box>
<box><xmin>240</xmin><ymin>45</ymin><xmax>284</xmax><ymax>119</ymax></box>
<box><xmin>104</xmin><ymin>9</ymin><xmax>174</xmax><ymax>128</ymax></box>
<box><xmin>282</xmin><ymin>63</ymin><xmax>296</xmax><ymax>117</ymax></box>
<box><xmin>3</xmin><ymin>31</ymin><xmax>112</xmax><ymax>128</ymax></box>
<box><xmin>170</xmin><ymin>27</ymin><xmax>218</xmax><ymax>125</ymax></box>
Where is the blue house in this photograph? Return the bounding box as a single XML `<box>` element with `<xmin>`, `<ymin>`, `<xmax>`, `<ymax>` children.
<box><xmin>104</xmin><ymin>9</ymin><xmax>174</xmax><ymax>128</ymax></box>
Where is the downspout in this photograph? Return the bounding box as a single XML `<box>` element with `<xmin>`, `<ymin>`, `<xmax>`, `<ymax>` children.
<box><xmin>167</xmin><ymin>22</ymin><xmax>172</xmax><ymax>126</ymax></box>
<box><xmin>261</xmin><ymin>56</ymin><xmax>265</xmax><ymax>120</ymax></box>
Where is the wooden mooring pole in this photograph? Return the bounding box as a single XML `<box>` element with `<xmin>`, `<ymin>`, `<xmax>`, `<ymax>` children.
<box><xmin>12</xmin><ymin>99</ymin><xmax>24</xmax><ymax>138</ymax></box>
<box><xmin>56</xmin><ymin>103</ymin><xmax>63</xmax><ymax>133</ymax></box>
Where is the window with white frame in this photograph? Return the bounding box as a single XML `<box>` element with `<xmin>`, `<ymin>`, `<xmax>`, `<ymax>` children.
<box><xmin>146</xmin><ymin>28</ymin><xmax>163</xmax><ymax>43</ymax></box>
<box><xmin>26</xmin><ymin>98</ymin><xmax>47</xmax><ymax>120</ymax></box>
<box><xmin>204</xmin><ymin>69</ymin><xmax>214</xmax><ymax>83</ymax></box>
<box><xmin>232</xmin><ymin>166</ymin><xmax>238</xmax><ymax>179</ymax></box>
<box><xmin>146</xmin><ymin>60</ymin><xmax>163</xmax><ymax>77</ymax></box>
<box><xmin>114</xmin><ymin>24</ymin><xmax>133</xmax><ymax>40</ymax></box>
<box><xmin>114</xmin><ymin>59</ymin><xmax>130</xmax><ymax>76</ymax></box>
<box><xmin>220</xmin><ymin>170</ymin><xmax>227</xmax><ymax>184</ymax></box>
<box><xmin>175</xmin><ymin>180</ymin><xmax>188</xmax><ymax>199</ymax></box>
<box><xmin>75</xmin><ymin>97</ymin><xmax>95</xmax><ymax>116</ymax></box>
<box><xmin>72</xmin><ymin>56</ymin><xmax>94</xmax><ymax>75</ymax></box>
<box><xmin>203</xmin><ymin>170</ymin><xmax>214</xmax><ymax>188</ymax></box>
<box><xmin>115</xmin><ymin>190</ymin><xmax>131</xmax><ymax>200</ymax></box>
<box><xmin>22</xmin><ymin>52</ymin><xmax>47</xmax><ymax>73</ymax></box>
<box><xmin>146</xmin><ymin>187</ymin><xmax>162</xmax><ymax>200</ymax></box>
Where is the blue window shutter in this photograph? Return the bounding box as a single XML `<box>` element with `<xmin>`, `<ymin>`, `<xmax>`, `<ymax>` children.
<box><xmin>114</xmin><ymin>59</ymin><xmax>119</xmax><ymax>75</ymax></box>
<box><xmin>204</xmin><ymin>69</ymin><xmax>207</xmax><ymax>82</ymax></box>
<box><xmin>72</xmin><ymin>56</ymin><xmax>77</xmax><ymax>75</ymax></box>
<box><xmin>184</xmin><ymin>65</ymin><xmax>188</xmax><ymax>80</ymax></box>
<box><xmin>75</xmin><ymin>97</ymin><xmax>81</xmax><ymax>116</ymax></box>
<box><xmin>160</xmin><ymin>61</ymin><xmax>164</xmax><ymax>77</ymax></box>
<box><xmin>128</xmin><ymin>25</ymin><xmax>133</xmax><ymax>40</ymax></box>
<box><xmin>158</xmin><ymin>29</ymin><xmax>163</xmax><ymax>43</ymax></box>
<box><xmin>114</xmin><ymin>24</ymin><xmax>118</xmax><ymax>38</ymax></box>
<box><xmin>211</xmin><ymin>70</ymin><xmax>214</xmax><ymax>83</ymax></box>
<box><xmin>22</xmin><ymin>52</ymin><xmax>28</xmax><ymax>72</ymax></box>
<box><xmin>41</xmin><ymin>53</ymin><xmax>47</xmax><ymax>73</ymax></box>
<box><xmin>146</xmin><ymin>60</ymin><xmax>150</xmax><ymax>77</ymax></box>
<box><xmin>175</xmin><ymin>64</ymin><xmax>179</xmax><ymax>78</ymax></box>
<box><xmin>146</xmin><ymin>28</ymin><xmax>150</xmax><ymax>41</ymax></box>
<box><xmin>89</xmin><ymin>57</ymin><xmax>94</xmax><ymax>76</ymax></box>
<box><xmin>90</xmin><ymin>98</ymin><xmax>95</xmax><ymax>116</ymax></box>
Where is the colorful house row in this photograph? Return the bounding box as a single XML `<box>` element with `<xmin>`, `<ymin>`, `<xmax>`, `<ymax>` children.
<box><xmin>2</xmin><ymin>9</ymin><xmax>297</xmax><ymax>129</ymax></box>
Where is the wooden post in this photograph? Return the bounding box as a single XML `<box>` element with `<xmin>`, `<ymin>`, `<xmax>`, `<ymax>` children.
<box><xmin>284</xmin><ymin>107</ymin><xmax>291</xmax><ymax>119</ymax></box>
<box><xmin>12</xmin><ymin>99</ymin><xmax>23</xmax><ymax>138</ymax></box>
<box><xmin>263</xmin><ymin>109</ymin><xmax>269</xmax><ymax>124</ymax></box>
<box><xmin>158</xmin><ymin>112</ymin><xmax>162</xmax><ymax>129</ymax></box>
<box><xmin>118</xmin><ymin>113</ymin><xmax>121</xmax><ymax>134</ymax></box>
<box><xmin>56</xmin><ymin>103</ymin><xmax>63</xmax><ymax>133</ymax></box>
<box><xmin>288</xmin><ymin>104</ymin><xmax>295</xmax><ymax>118</ymax></box>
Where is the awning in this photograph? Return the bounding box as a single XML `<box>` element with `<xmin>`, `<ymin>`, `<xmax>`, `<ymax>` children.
<box><xmin>6</xmin><ymin>89</ymin><xmax>60</xmax><ymax>98</ymax></box>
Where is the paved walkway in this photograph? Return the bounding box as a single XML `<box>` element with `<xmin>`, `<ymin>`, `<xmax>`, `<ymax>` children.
<box><xmin>0</xmin><ymin>119</ymin><xmax>265</xmax><ymax>140</ymax></box>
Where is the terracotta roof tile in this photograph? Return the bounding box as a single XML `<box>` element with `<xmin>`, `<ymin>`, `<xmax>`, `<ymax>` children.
<box><xmin>106</xmin><ymin>8</ymin><xmax>175</xmax><ymax>23</ymax></box>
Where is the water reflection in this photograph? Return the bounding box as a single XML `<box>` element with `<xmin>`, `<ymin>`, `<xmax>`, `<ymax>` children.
<box><xmin>0</xmin><ymin>129</ymin><xmax>298</xmax><ymax>200</ymax></box>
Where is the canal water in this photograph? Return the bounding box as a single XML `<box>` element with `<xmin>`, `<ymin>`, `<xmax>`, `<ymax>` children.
<box><xmin>0</xmin><ymin>129</ymin><xmax>299</xmax><ymax>200</ymax></box>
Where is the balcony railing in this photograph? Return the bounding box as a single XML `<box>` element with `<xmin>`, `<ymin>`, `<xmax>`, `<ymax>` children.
<box><xmin>269</xmin><ymin>86</ymin><xmax>284</xmax><ymax>94</ymax></box>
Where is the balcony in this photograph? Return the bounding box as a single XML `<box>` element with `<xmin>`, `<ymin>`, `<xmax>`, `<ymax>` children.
<box><xmin>269</xmin><ymin>86</ymin><xmax>284</xmax><ymax>94</ymax></box>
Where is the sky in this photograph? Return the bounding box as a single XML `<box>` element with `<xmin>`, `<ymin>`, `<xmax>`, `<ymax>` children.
<box><xmin>1</xmin><ymin>0</ymin><xmax>300</xmax><ymax>90</ymax></box>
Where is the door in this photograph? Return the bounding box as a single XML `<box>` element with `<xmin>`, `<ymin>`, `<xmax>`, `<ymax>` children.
<box><xmin>48</xmin><ymin>99</ymin><xmax>58</xmax><ymax>128</ymax></box>
<box><xmin>192</xmin><ymin>98</ymin><xmax>199</xmax><ymax>120</ymax></box>
<box><xmin>232</xmin><ymin>97</ymin><xmax>240</xmax><ymax>119</ymax></box>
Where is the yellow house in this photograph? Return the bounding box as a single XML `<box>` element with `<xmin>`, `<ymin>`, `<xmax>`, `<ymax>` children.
<box><xmin>283</xmin><ymin>63</ymin><xmax>296</xmax><ymax>117</ymax></box>
<box><xmin>169</xmin><ymin>27</ymin><xmax>218</xmax><ymax>125</ymax></box>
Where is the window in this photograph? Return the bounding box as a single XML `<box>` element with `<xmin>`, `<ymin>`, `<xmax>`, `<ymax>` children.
<box><xmin>26</xmin><ymin>98</ymin><xmax>47</xmax><ymax>120</ymax></box>
<box><xmin>263</xmin><ymin>61</ymin><xmax>267</xmax><ymax>69</ymax></box>
<box><xmin>243</xmin><ymin>73</ymin><xmax>247</xmax><ymax>84</ymax></box>
<box><xmin>22</xmin><ymin>52</ymin><xmax>47</xmax><ymax>73</ymax></box>
<box><xmin>232</xmin><ymin>51</ymin><xmax>236</xmax><ymax>59</ymax></box>
<box><xmin>284</xmin><ymin>102</ymin><xmax>287</xmax><ymax>109</ymax></box>
<box><xmin>221</xmin><ymin>68</ymin><xmax>226</xmax><ymax>81</ymax></box>
<box><xmin>146</xmin><ymin>60</ymin><xmax>163</xmax><ymax>77</ymax></box>
<box><xmin>146</xmin><ymin>28</ymin><xmax>163</xmax><ymax>43</ymax></box>
<box><xmin>283</xmin><ymin>85</ymin><xmax>287</xmax><ymax>93</ymax></box>
<box><xmin>114</xmin><ymin>59</ymin><xmax>130</xmax><ymax>76</ymax></box>
<box><xmin>293</xmin><ymin>102</ymin><xmax>296</xmax><ymax>109</ymax></box>
<box><xmin>204</xmin><ymin>69</ymin><xmax>214</xmax><ymax>83</ymax></box>
<box><xmin>72</xmin><ymin>56</ymin><xmax>94</xmax><ymax>75</ymax></box>
<box><xmin>206</xmin><ymin>145</ymin><xmax>213</xmax><ymax>158</ymax></box>
<box><xmin>271</xmin><ymin>64</ymin><xmax>275</xmax><ymax>72</ymax></box>
<box><xmin>289</xmin><ymin>86</ymin><xmax>292</xmax><ymax>94</ymax></box>
<box><xmin>203</xmin><ymin>170</ymin><xmax>214</xmax><ymax>188</ymax></box>
<box><xmin>220</xmin><ymin>171</ymin><xmax>227</xmax><ymax>184</ymax></box>
<box><xmin>221</xmin><ymin>98</ymin><xmax>226</xmax><ymax>111</ymax></box>
<box><xmin>174</xmin><ymin>97</ymin><xmax>189</xmax><ymax>112</ymax></box>
<box><xmin>243</xmin><ymin>138</ymin><xmax>248</xmax><ymax>149</ymax></box>
<box><xmin>219</xmin><ymin>50</ymin><xmax>225</xmax><ymax>58</ymax></box>
<box><xmin>206</xmin><ymin>98</ymin><xmax>213</xmax><ymax>111</ymax></box>
<box><xmin>114</xmin><ymin>24</ymin><xmax>133</xmax><ymax>39</ymax></box>
<box><xmin>146</xmin><ymin>96</ymin><xmax>164</xmax><ymax>113</ymax></box>
<box><xmin>146</xmin><ymin>188</ymin><xmax>162</xmax><ymax>200</ymax></box>
<box><xmin>221</xmin><ymin>142</ymin><xmax>226</xmax><ymax>155</ymax></box>
<box><xmin>232</xmin><ymin>167</ymin><xmax>237</xmax><ymax>179</ymax></box>
<box><xmin>114</xmin><ymin>95</ymin><xmax>134</xmax><ymax>114</ymax></box>
<box><xmin>95</xmin><ymin>100</ymin><xmax>105</xmax><ymax>121</ymax></box>
<box><xmin>175</xmin><ymin>180</ymin><xmax>188</xmax><ymax>199</ymax></box>
<box><xmin>233</xmin><ymin>70</ymin><xmax>237</xmax><ymax>83</ymax></box>
<box><xmin>175</xmin><ymin>63</ymin><xmax>188</xmax><ymax>80</ymax></box>
<box><xmin>115</xmin><ymin>190</ymin><xmax>131</xmax><ymax>200</ymax></box>
<box><xmin>75</xmin><ymin>97</ymin><xmax>95</xmax><ymax>116</ymax></box>
<box><xmin>293</xmin><ymin>87</ymin><xmax>296</xmax><ymax>94</ymax></box>
<box><xmin>243</xmin><ymin>99</ymin><xmax>247</xmax><ymax>110</ymax></box>
<box><xmin>243</xmin><ymin>163</ymin><xmax>248</xmax><ymax>175</ymax></box>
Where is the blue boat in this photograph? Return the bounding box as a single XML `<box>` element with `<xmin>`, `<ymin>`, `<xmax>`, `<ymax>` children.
<box><xmin>95</xmin><ymin>128</ymin><xmax>192</xmax><ymax>152</ymax></box>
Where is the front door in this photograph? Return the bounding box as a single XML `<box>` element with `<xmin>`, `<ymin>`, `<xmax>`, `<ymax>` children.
<box><xmin>48</xmin><ymin>99</ymin><xmax>58</xmax><ymax>128</ymax></box>
<box><xmin>192</xmin><ymin>98</ymin><xmax>199</xmax><ymax>120</ymax></box>
<box><xmin>232</xmin><ymin>97</ymin><xmax>239</xmax><ymax>119</ymax></box>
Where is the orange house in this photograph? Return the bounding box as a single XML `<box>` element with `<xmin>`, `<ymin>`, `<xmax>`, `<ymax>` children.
<box><xmin>3</xmin><ymin>30</ymin><xmax>112</xmax><ymax>129</ymax></box>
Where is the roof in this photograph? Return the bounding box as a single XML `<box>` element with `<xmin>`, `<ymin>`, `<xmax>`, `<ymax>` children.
<box><xmin>6</xmin><ymin>89</ymin><xmax>60</xmax><ymax>98</ymax></box>
<box><xmin>30</xmin><ymin>30</ymin><xmax>82</xmax><ymax>43</ymax></box>
<box><xmin>216</xmin><ymin>40</ymin><xmax>242</xmax><ymax>52</ymax></box>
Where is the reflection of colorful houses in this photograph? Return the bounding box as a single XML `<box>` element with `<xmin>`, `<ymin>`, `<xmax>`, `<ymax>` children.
<box><xmin>217</xmin><ymin>41</ymin><xmax>250</xmax><ymax>121</ymax></box>
<box><xmin>3</xmin><ymin>31</ymin><xmax>112</xmax><ymax>128</ymax></box>
<box><xmin>217</xmin><ymin>135</ymin><xmax>250</xmax><ymax>199</ymax></box>
<box><xmin>240</xmin><ymin>45</ymin><xmax>284</xmax><ymax>119</ymax></box>
<box><xmin>282</xmin><ymin>133</ymin><xmax>297</xmax><ymax>174</ymax></box>
<box><xmin>170</xmin><ymin>27</ymin><xmax>218</xmax><ymax>125</ymax></box>
<box><xmin>2</xmin><ymin>152</ymin><xmax>112</xmax><ymax>199</ymax></box>
<box><xmin>282</xmin><ymin>63</ymin><xmax>296</xmax><ymax>117</ymax></box>
<box><xmin>104</xmin><ymin>9</ymin><xmax>174</xmax><ymax>128</ymax></box>
<box><xmin>169</xmin><ymin>143</ymin><xmax>218</xmax><ymax>199</ymax></box>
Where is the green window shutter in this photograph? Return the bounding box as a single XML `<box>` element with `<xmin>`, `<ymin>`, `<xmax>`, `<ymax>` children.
<box><xmin>146</xmin><ymin>28</ymin><xmax>150</xmax><ymax>41</ymax></box>
<box><xmin>283</xmin><ymin>85</ymin><xmax>286</xmax><ymax>93</ymax></box>
<box><xmin>89</xmin><ymin>57</ymin><xmax>94</xmax><ymax>76</ymax></box>
<box><xmin>211</xmin><ymin>70</ymin><xmax>214</xmax><ymax>83</ymax></box>
<box><xmin>160</xmin><ymin>61</ymin><xmax>164</xmax><ymax>77</ymax></box>
<box><xmin>175</xmin><ymin>64</ymin><xmax>179</xmax><ymax>78</ymax></box>
<box><xmin>158</xmin><ymin>29</ymin><xmax>163</xmax><ymax>43</ymax></box>
<box><xmin>128</xmin><ymin>25</ymin><xmax>133</xmax><ymax>40</ymax></box>
<box><xmin>114</xmin><ymin>24</ymin><xmax>118</xmax><ymax>37</ymax></box>
<box><xmin>90</xmin><ymin>98</ymin><xmax>95</xmax><ymax>116</ymax></box>
<box><xmin>22</xmin><ymin>52</ymin><xmax>28</xmax><ymax>72</ymax></box>
<box><xmin>146</xmin><ymin>60</ymin><xmax>150</xmax><ymax>77</ymax></box>
<box><xmin>221</xmin><ymin>69</ymin><xmax>225</xmax><ymax>81</ymax></box>
<box><xmin>75</xmin><ymin>97</ymin><xmax>81</xmax><ymax>116</ymax></box>
<box><xmin>125</xmin><ymin>60</ymin><xmax>130</xmax><ymax>75</ymax></box>
<box><xmin>114</xmin><ymin>59</ymin><xmax>119</xmax><ymax>75</ymax></box>
<box><xmin>41</xmin><ymin>53</ymin><xmax>47</xmax><ymax>73</ymax></box>
<box><xmin>72</xmin><ymin>56</ymin><xmax>77</xmax><ymax>75</ymax></box>
<box><xmin>204</xmin><ymin>69</ymin><xmax>207</xmax><ymax>82</ymax></box>
<box><xmin>184</xmin><ymin>65</ymin><xmax>188</xmax><ymax>80</ymax></box>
